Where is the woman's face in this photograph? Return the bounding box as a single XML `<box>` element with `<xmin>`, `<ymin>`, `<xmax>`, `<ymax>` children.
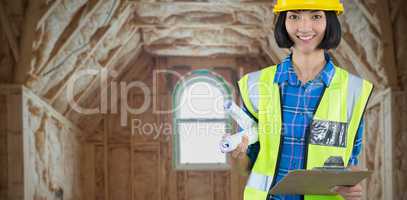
<box><xmin>285</xmin><ymin>10</ymin><xmax>327</xmax><ymax>53</ymax></box>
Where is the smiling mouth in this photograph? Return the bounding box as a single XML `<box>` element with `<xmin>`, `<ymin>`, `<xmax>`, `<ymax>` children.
<box><xmin>297</xmin><ymin>35</ymin><xmax>315</xmax><ymax>41</ymax></box>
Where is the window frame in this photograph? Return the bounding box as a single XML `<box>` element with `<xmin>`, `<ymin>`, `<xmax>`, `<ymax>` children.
<box><xmin>172</xmin><ymin>69</ymin><xmax>233</xmax><ymax>170</ymax></box>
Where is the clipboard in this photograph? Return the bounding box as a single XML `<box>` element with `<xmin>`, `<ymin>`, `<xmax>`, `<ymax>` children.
<box><xmin>269</xmin><ymin>169</ymin><xmax>372</xmax><ymax>195</ymax></box>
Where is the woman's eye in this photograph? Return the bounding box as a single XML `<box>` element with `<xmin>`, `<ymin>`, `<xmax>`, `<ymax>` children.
<box><xmin>312</xmin><ymin>15</ymin><xmax>323</xmax><ymax>20</ymax></box>
<box><xmin>288</xmin><ymin>15</ymin><xmax>300</xmax><ymax>20</ymax></box>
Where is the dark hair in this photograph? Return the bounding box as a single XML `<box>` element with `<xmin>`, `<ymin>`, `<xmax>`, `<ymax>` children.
<box><xmin>274</xmin><ymin>11</ymin><xmax>341</xmax><ymax>49</ymax></box>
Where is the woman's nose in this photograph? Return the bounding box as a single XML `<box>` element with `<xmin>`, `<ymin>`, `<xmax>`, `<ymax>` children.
<box><xmin>297</xmin><ymin>18</ymin><xmax>313</xmax><ymax>32</ymax></box>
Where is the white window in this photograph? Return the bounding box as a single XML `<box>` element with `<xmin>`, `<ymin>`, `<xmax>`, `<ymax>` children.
<box><xmin>173</xmin><ymin>70</ymin><xmax>232</xmax><ymax>170</ymax></box>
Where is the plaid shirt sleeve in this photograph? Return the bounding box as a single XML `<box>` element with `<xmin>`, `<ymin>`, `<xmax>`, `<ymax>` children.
<box><xmin>348</xmin><ymin>117</ymin><xmax>365</xmax><ymax>166</ymax></box>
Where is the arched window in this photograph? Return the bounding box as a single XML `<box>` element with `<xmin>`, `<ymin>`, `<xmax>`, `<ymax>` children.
<box><xmin>173</xmin><ymin>69</ymin><xmax>232</xmax><ymax>170</ymax></box>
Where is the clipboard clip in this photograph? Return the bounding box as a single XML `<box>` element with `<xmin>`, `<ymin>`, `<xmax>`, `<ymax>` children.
<box><xmin>313</xmin><ymin>156</ymin><xmax>348</xmax><ymax>171</ymax></box>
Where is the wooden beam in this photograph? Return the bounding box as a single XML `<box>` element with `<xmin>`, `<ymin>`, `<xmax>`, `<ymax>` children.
<box><xmin>5</xmin><ymin>88</ymin><xmax>24</xmax><ymax>199</ymax></box>
<box><xmin>21</xmin><ymin>86</ymin><xmax>86</xmax><ymax>135</ymax></box>
<box><xmin>144</xmin><ymin>45</ymin><xmax>261</xmax><ymax>57</ymax></box>
<box><xmin>67</xmin><ymin>43</ymin><xmax>142</xmax><ymax>135</ymax></box>
<box><xmin>82</xmin><ymin>143</ymin><xmax>96</xmax><ymax>199</ymax></box>
<box><xmin>47</xmin><ymin>5</ymin><xmax>132</xmax><ymax>103</ymax></box>
<box><xmin>134</xmin><ymin>24</ymin><xmax>270</xmax><ymax>29</ymax></box>
<box><xmin>63</xmin><ymin>28</ymin><xmax>141</xmax><ymax>117</ymax></box>
<box><xmin>14</xmin><ymin>0</ymin><xmax>43</xmax><ymax>84</ymax></box>
<box><xmin>375</xmin><ymin>0</ymin><xmax>399</xmax><ymax>89</ymax></box>
<box><xmin>36</xmin><ymin>0</ymin><xmax>63</xmax><ymax>30</ymax></box>
<box><xmin>0</xmin><ymin>84</ymin><xmax>86</xmax><ymax>134</ymax></box>
<box><xmin>390</xmin><ymin>0</ymin><xmax>404</xmax><ymax>22</ymax></box>
<box><xmin>103</xmin><ymin>114</ymin><xmax>109</xmax><ymax>200</ymax></box>
<box><xmin>353</xmin><ymin>1</ymin><xmax>381</xmax><ymax>36</ymax></box>
<box><xmin>118</xmin><ymin>51</ymin><xmax>154</xmax><ymax>82</ymax></box>
<box><xmin>34</xmin><ymin>0</ymin><xmax>105</xmax><ymax>76</ymax></box>
<box><xmin>0</xmin><ymin>1</ymin><xmax>19</xmax><ymax>63</ymax></box>
<box><xmin>130</xmin><ymin>112</ymin><xmax>135</xmax><ymax>199</ymax></box>
<box><xmin>140</xmin><ymin>26</ymin><xmax>265</xmax><ymax>55</ymax></box>
<box><xmin>130</xmin><ymin>2</ymin><xmax>274</xmax><ymax>27</ymax></box>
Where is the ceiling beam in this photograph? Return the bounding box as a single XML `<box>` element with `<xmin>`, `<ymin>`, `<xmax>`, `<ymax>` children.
<box><xmin>134</xmin><ymin>25</ymin><xmax>267</xmax><ymax>29</ymax></box>
<box><xmin>119</xmin><ymin>50</ymin><xmax>156</xmax><ymax>82</ymax></box>
<box><xmin>144</xmin><ymin>44</ymin><xmax>262</xmax><ymax>57</ymax></box>
<box><xmin>34</xmin><ymin>0</ymin><xmax>105</xmax><ymax>76</ymax></box>
<box><xmin>14</xmin><ymin>0</ymin><xmax>43</xmax><ymax>84</ymax></box>
<box><xmin>130</xmin><ymin>2</ymin><xmax>274</xmax><ymax>28</ymax></box>
<box><xmin>68</xmin><ymin>47</ymin><xmax>145</xmax><ymax>133</ymax></box>
<box><xmin>36</xmin><ymin>0</ymin><xmax>63</xmax><ymax>30</ymax></box>
<box><xmin>141</xmin><ymin>26</ymin><xmax>266</xmax><ymax>57</ymax></box>
<box><xmin>63</xmin><ymin>27</ymin><xmax>140</xmax><ymax>117</ymax></box>
<box><xmin>0</xmin><ymin>1</ymin><xmax>20</xmax><ymax>63</ymax></box>
<box><xmin>46</xmin><ymin>5</ymin><xmax>133</xmax><ymax>103</ymax></box>
<box><xmin>353</xmin><ymin>0</ymin><xmax>381</xmax><ymax>36</ymax></box>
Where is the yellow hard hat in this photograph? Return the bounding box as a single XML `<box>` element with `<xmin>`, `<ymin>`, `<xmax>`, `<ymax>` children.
<box><xmin>273</xmin><ymin>0</ymin><xmax>344</xmax><ymax>15</ymax></box>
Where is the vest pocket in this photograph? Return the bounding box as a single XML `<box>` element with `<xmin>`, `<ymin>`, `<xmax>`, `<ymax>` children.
<box><xmin>309</xmin><ymin>120</ymin><xmax>347</xmax><ymax>147</ymax></box>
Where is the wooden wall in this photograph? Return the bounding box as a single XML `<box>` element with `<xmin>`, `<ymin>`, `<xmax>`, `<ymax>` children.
<box><xmin>0</xmin><ymin>85</ymin><xmax>84</xmax><ymax>200</ymax></box>
<box><xmin>0</xmin><ymin>86</ymin><xmax>25</xmax><ymax>200</ymax></box>
<box><xmin>0</xmin><ymin>90</ymin><xmax>10</xmax><ymax>199</ymax></box>
<box><xmin>81</xmin><ymin>54</ymin><xmax>272</xmax><ymax>200</ymax></box>
<box><xmin>391</xmin><ymin>92</ymin><xmax>407</xmax><ymax>200</ymax></box>
<box><xmin>362</xmin><ymin>90</ymin><xmax>407</xmax><ymax>200</ymax></box>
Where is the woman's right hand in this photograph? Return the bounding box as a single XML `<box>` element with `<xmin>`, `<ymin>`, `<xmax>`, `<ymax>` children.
<box><xmin>227</xmin><ymin>134</ymin><xmax>250</xmax><ymax>176</ymax></box>
<box><xmin>231</xmin><ymin>134</ymin><xmax>249</xmax><ymax>159</ymax></box>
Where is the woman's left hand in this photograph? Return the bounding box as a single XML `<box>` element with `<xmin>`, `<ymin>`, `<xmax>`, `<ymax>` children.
<box><xmin>332</xmin><ymin>184</ymin><xmax>362</xmax><ymax>200</ymax></box>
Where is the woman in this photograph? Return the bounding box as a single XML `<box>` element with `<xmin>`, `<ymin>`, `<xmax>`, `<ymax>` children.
<box><xmin>231</xmin><ymin>1</ymin><xmax>373</xmax><ymax>200</ymax></box>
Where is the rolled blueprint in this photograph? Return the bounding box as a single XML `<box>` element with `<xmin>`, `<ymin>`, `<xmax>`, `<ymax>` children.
<box><xmin>219</xmin><ymin>126</ymin><xmax>258</xmax><ymax>153</ymax></box>
<box><xmin>220</xmin><ymin>100</ymin><xmax>259</xmax><ymax>153</ymax></box>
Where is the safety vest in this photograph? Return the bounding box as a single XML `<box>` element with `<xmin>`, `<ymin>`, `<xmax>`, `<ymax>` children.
<box><xmin>238</xmin><ymin>65</ymin><xmax>373</xmax><ymax>200</ymax></box>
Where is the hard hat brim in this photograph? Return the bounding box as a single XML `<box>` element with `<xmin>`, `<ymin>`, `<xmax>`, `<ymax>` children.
<box><xmin>273</xmin><ymin>4</ymin><xmax>344</xmax><ymax>15</ymax></box>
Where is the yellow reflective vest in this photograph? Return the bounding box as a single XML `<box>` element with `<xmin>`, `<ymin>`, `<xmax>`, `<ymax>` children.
<box><xmin>238</xmin><ymin>65</ymin><xmax>373</xmax><ymax>200</ymax></box>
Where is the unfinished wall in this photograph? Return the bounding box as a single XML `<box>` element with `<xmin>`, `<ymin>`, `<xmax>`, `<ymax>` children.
<box><xmin>392</xmin><ymin>93</ymin><xmax>407</xmax><ymax>200</ymax></box>
<box><xmin>0</xmin><ymin>86</ymin><xmax>25</xmax><ymax>200</ymax></box>
<box><xmin>0</xmin><ymin>85</ymin><xmax>84</xmax><ymax>200</ymax></box>
<box><xmin>364</xmin><ymin>98</ymin><xmax>384</xmax><ymax>200</ymax></box>
<box><xmin>363</xmin><ymin>90</ymin><xmax>407</xmax><ymax>200</ymax></box>
<box><xmin>388</xmin><ymin>6</ymin><xmax>407</xmax><ymax>196</ymax></box>
<box><xmin>0</xmin><ymin>91</ymin><xmax>10</xmax><ymax>199</ymax></box>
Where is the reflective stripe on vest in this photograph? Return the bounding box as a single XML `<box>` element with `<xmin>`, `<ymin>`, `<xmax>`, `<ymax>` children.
<box><xmin>246</xmin><ymin>171</ymin><xmax>274</xmax><ymax>192</ymax></box>
<box><xmin>239</xmin><ymin>71</ymin><xmax>261</xmax><ymax>119</ymax></box>
<box><xmin>238</xmin><ymin>65</ymin><xmax>373</xmax><ymax>200</ymax></box>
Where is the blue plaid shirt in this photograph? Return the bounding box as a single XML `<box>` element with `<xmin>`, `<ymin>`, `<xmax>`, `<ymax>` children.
<box><xmin>244</xmin><ymin>53</ymin><xmax>364</xmax><ymax>200</ymax></box>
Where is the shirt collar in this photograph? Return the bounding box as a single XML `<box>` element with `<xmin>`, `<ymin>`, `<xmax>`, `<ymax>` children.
<box><xmin>274</xmin><ymin>53</ymin><xmax>335</xmax><ymax>87</ymax></box>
